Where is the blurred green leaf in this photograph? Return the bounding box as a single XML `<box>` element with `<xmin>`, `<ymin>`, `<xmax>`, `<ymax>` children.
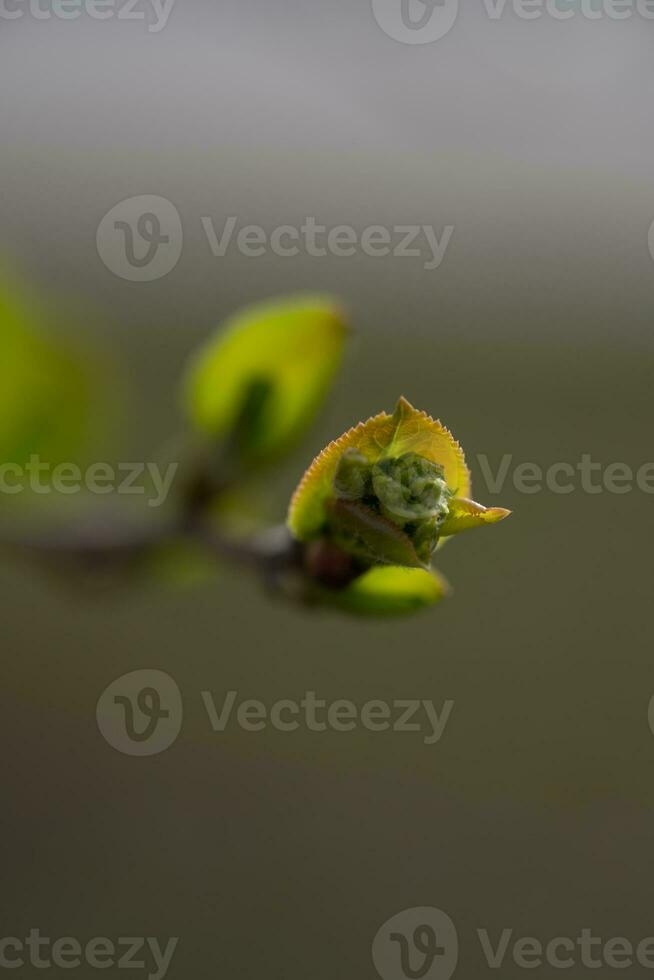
<box><xmin>0</xmin><ymin>272</ymin><xmax>97</xmax><ymax>468</ymax></box>
<box><xmin>183</xmin><ymin>295</ymin><xmax>348</xmax><ymax>465</ymax></box>
<box><xmin>325</xmin><ymin>565</ymin><xmax>449</xmax><ymax>616</ymax></box>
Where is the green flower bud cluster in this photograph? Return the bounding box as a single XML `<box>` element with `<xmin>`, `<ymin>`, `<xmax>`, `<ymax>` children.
<box><xmin>332</xmin><ymin>449</ymin><xmax>452</xmax><ymax>565</ymax></box>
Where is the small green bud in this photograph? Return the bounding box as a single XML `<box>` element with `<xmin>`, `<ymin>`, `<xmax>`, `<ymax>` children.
<box><xmin>329</xmin><ymin>450</ymin><xmax>453</xmax><ymax>567</ymax></box>
<box><xmin>333</xmin><ymin>448</ymin><xmax>372</xmax><ymax>501</ymax></box>
<box><xmin>372</xmin><ymin>453</ymin><xmax>451</xmax><ymax>524</ymax></box>
<box><xmin>288</xmin><ymin>398</ymin><xmax>511</xmax><ymax>606</ymax></box>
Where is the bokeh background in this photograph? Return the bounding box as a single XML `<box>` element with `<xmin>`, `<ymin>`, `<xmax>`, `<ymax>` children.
<box><xmin>1</xmin><ymin>3</ymin><xmax>654</xmax><ymax>977</ymax></box>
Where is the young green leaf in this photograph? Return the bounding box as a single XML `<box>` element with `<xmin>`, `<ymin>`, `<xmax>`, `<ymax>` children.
<box><xmin>182</xmin><ymin>296</ymin><xmax>348</xmax><ymax>464</ymax></box>
<box><xmin>440</xmin><ymin>496</ymin><xmax>511</xmax><ymax>537</ymax></box>
<box><xmin>289</xmin><ymin>396</ymin><xmax>510</xmax><ymax>597</ymax></box>
<box><xmin>327</xmin><ymin>498</ymin><xmax>424</xmax><ymax>568</ymax></box>
<box><xmin>288</xmin><ymin>397</ymin><xmax>470</xmax><ymax>542</ymax></box>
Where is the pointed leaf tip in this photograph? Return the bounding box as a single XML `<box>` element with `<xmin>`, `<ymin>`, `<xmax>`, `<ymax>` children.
<box><xmin>440</xmin><ymin>498</ymin><xmax>512</xmax><ymax>537</ymax></box>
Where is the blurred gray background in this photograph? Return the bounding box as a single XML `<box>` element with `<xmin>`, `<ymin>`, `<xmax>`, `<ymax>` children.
<box><xmin>1</xmin><ymin>2</ymin><xmax>654</xmax><ymax>977</ymax></box>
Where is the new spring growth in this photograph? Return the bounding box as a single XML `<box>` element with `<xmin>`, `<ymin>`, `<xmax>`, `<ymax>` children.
<box><xmin>0</xmin><ymin>265</ymin><xmax>511</xmax><ymax>618</ymax></box>
<box><xmin>287</xmin><ymin>397</ymin><xmax>510</xmax><ymax>612</ymax></box>
<box><xmin>334</xmin><ymin>449</ymin><xmax>452</xmax><ymax>564</ymax></box>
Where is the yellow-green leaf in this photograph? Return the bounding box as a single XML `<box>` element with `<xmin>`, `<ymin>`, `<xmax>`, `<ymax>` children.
<box><xmin>440</xmin><ymin>497</ymin><xmax>511</xmax><ymax>537</ymax></box>
<box><xmin>324</xmin><ymin>565</ymin><xmax>449</xmax><ymax>616</ymax></box>
<box><xmin>183</xmin><ymin>295</ymin><xmax>348</xmax><ymax>463</ymax></box>
<box><xmin>288</xmin><ymin>397</ymin><xmax>470</xmax><ymax>541</ymax></box>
